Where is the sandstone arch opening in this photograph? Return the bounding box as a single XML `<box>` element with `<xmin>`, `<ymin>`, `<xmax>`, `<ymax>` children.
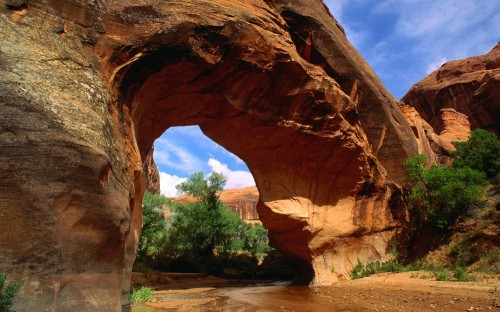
<box><xmin>116</xmin><ymin>42</ymin><xmax>401</xmax><ymax>296</ymax></box>
<box><xmin>0</xmin><ymin>1</ymin><xmax>421</xmax><ymax>310</ymax></box>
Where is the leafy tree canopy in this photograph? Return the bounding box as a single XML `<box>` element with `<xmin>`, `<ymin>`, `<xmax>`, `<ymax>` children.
<box><xmin>452</xmin><ymin>129</ymin><xmax>500</xmax><ymax>179</ymax></box>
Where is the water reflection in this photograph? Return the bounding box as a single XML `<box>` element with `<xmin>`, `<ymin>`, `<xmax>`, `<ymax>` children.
<box><xmin>132</xmin><ymin>281</ymin><xmax>361</xmax><ymax>312</ymax></box>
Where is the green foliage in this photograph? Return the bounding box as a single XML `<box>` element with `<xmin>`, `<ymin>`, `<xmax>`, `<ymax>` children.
<box><xmin>351</xmin><ymin>259</ymin><xmax>364</xmax><ymax>279</ymax></box>
<box><xmin>242</xmin><ymin>223</ymin><xmax>271</xmax><ymax>258</ymax></box>
<box><xmin>0</xmin><ymin>272</ymin><xmax>21</xmax><ymax>312</ymax></box>
<box><xmin>432</xmin><ymin>267</ymin><xmax>451</xmax><ymax>281</ymax></box>
<box><xmin>453</xmin><ymin>266</ymin><xmax>473</xmax><ymax>282</ymax></box>
<box><xmin>166</xmin><ymin>200</ymin><xmax>246</xmax><ymax>259</ymax></box>
<box><xmin>452</xmin><ymin>129</ymin><xmax>500</xmax><ymax>179</ymax></box>
<box><xmin>130</xmin><ymin>287</ymin><xmax>154</xmax><ymax>304</ymax></box>
<box><xmin>404</xmin><ymin>154</ymin><xmax>487</xmax><ymax>228</ymax></box>
<box><xmin>422</xmin><ymin>166</ymin><xmax>487</xmax><ymax>227</ymax></box>
<box><xmin>351</xmin><ymin>259</ymin><xmax>405</xmax><ymax>279</ymax></box>
<box><xmin>137</xmin><ymin>192</ymin><xmax>170</xmax><ymax>261</ymax></box>
<box><xmin>139</xmin><ymin>172</ymin><xmax>275</xmax><ymax>277</ymax></box>
<box><xmin>403</xmin><ymin>153</ymin><xmax>427</xmax><ymax>186</ymax></box>
<box><xmin>176</xmin><ymin>171</ymin><xmax>226</xmax><ymax>209</ymax></box>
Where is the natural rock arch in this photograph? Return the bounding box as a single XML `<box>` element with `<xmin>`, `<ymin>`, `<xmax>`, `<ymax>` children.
<box><xmin>0</xmin><ymin>0</ymin><xmax>418</xmax><ymax>310</ymax></box>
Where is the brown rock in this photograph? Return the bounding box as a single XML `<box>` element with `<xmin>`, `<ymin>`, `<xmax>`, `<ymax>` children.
<box><xmin>402</xmin><ymin>43</ymin><xmax>500</xmax><ymax>136</ymax></box>
<box><xmin>0</xmin><ymin>0</ymin><xmax>419</xmax><ymax>310</ymax></box>
<box><xmin>143</xmin><ymin>146</ymin><xmax>160</xmax><ymax>195</ymax></box>
<box><xmin>399</xmin><ymin>105</ymin><xmax>470</xmax><ymax>164</ymax></box>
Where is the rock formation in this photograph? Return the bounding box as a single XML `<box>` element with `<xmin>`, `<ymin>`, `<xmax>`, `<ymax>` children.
<box><xmin>0</xmin><ymin>0</ymin><xmax>418</xmax><ymax>310</ymax></box>
<box><xmin>402</xmin><ymin>43</ymin><xmax>500</xmax><ymax>137</ymax></box>
<box><xmin>175</xmin><ymin>186</ymin><xmax>260</xmax><ymax>221</ymax></box>
<box><xmin>399</xmin><ymin>105</ymin><xmax>471</xmax><ymax>165</ymax></box>
<box><xmin>143</xmin><ymin>146</ymin><xmax>160</xmax><ymax>194</ymax></box>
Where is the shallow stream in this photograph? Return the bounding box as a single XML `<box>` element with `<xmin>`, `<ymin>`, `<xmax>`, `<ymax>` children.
<box><xmin>132</xmin><ymin>281</ymin><xmax>361</xmax><ymax>311</ymax></box>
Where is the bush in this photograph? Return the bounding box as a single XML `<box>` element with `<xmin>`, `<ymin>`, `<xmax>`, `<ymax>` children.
<box><xmin>452</xmin><ymin>129</ymin><xmax>500</xmax><ymax>179</ymax></box>
<box><xmin>432</xmin><ymin>267</ymin><xmax>451</xmax><ymax>281</ymax></box>
<box><xmin>453</xmin><ymin>266</ymin><xmax>472</xmax><ymax>282</ymax></box>
<box><xmin>351</xmin><ymin>259</ymin><xmax>405</xmax><ymax>279</ymax></box>
<box><xmin>130</xmin><ymin>287</ymin><xmax>154</xmax><ymax>304</ymax></box>
<box><xmin>0</xmin><ymin>272</ymin><xmax>21</xmax><ymax>312</ymax></box>
<box><xmin>351</xmin><ymin>259</ymin><xmax>364</xmax><ymax>279</ymax></box>
<box><xmin>404</xmin><ymin>154</ymin><xmax>487</xmax><ymax>228</ymax></box>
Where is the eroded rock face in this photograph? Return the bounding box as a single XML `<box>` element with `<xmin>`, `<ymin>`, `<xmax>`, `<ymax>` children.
<box><xmin>402</xmin><ymin>43</ymin><xmax>500</xmax><ymax>136</ymax></box>
<box><xmin>399</xmin><ymin>105</ymin><xmax>471</xmax><ymax>165</ymax></box>
<box><xmin>143</xmin><ymin>146</ymin><xmax>160</xmax><ymax>195</ymax></box>
<box><xmin>0</xmin><ymin>0</ymin><xmax>418</xmax><ymax>310</ymax></box>
<box><xmin>175</xmin><ymin>186</ymin><xmax>260</xmax><ymax>221</ymax></box>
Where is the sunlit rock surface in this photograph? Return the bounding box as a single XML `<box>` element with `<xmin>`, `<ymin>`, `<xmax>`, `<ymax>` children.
<box><xmin>403</xmin><ymin>43</ymin><xmax>500</xmax><ymax>137</ymax></box>
<box><xmin>0</xmin><ymin>0</ymin><xmax>419</xmax><ymax>310</ymax></box>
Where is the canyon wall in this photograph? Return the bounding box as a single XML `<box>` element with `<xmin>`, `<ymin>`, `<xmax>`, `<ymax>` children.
<box><xmin>0</xmin><ymin>0</ymin><xmax>418</xmax><ymax>310</ymax></box>
<box><xmin>175</xmin><ymin>186</ymin><xmax>260</xmax><ymax>222</ymax></box>
<box><xmin>403</xmin><ymin>43</ymin><xmax>499</xmax><ymax>137</ymax></box>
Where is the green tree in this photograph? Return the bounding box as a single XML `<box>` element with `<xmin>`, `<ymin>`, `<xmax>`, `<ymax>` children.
<box><xmin>137</xmin><ymin>192</ymin><xmax>169</xmax><ymax>260</ymax></box>
<box><xmin>168</xmin><ymin>172</ymin><xmax>246</xmax><ymax>258</ymax></box>
<box><xmin>452</xmin><ymin>129</ymin><xmax>500</xmax><ymax>179</ymax></box>
<box><xmin>404</xmin><ymin>154</ymin><xmax>487</xmax><ymax>228</ymax></box>
<box><xmin>243</xmin><ymin>223</ymin><xmax>271</xmax><ymax>258</ymax></box>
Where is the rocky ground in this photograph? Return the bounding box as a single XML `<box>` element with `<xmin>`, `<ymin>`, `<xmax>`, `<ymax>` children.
<box><xmin>131</xmin><ymin>272</ymin><xmax>499</xmax><ymax>311</ymax></box>
<box><xmin>318</xmin><ymin>272</ymin><xmax>499</xmax><ymax>311</ymax></box>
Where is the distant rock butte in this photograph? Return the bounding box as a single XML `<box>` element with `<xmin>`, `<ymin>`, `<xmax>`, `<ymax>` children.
<box><xmin>402</xmin><ymin>43</ymin><xmax>500</xmax><ymax>137</ymax></box>
<box><xmin>0</xmin><ymin>0</ymin><xmax>421</xmax><ymax>310</ymax></box>
<box><xmin>175</xmin><ymin>186</ymin><xmax>260</xmax><ymax>221</ymax></box>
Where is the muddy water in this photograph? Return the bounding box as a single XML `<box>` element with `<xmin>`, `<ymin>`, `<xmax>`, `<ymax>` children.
<box><xmin>132</xmin><ymin>281</ymin><xmax>363</xmax><ymax>312</ymax></box>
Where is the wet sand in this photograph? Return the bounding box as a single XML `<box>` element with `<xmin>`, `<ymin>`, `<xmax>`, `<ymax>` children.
<box><xmin>131</xmin><ymin>272</ymin><xmax>500</xmax><ymax>311</ymax></box>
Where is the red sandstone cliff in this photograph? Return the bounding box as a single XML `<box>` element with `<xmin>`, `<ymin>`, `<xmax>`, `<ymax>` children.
<box><xmin>175</xmin><ymin>186</ymin><xmax>259</xmax><ymax>221</ymax></box>
<box><xmin>0</xmin><ymin>1</ymin><xmax>420</xmax><ymax>310</ymax></box>
<box><xmin>402</xmin><ymin>43</ymin><xmax>500</xmax><ymax>137</ymax></box>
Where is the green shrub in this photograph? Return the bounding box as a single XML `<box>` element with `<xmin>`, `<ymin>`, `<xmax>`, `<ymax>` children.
<box><xmin>0</xmin><ymin>272</ymin><xmax>21</xmax><ymax>312</ymax></box>
<box><xmin>432</xmin><ymin>267</ymin><xmax>451</xmax><ymax>281</ymax></box>
<box><xmin>351</xmin><ymin>259</ymin><xmax>405</xmax><ymax>279</ymax></box>
<box><xmin>452</xmin><ymin>129</ymin><xmax>500</xmax><ymax>179</ymax></box>
<box><xmin>130</xmin><ymin>287</ymin><xmax>154</xmax><ymax>304</ymax></box>
<box><xmin>351</xmin><ymin>259</ymin><xmax>364</xmax><ymax>279</ymax></box>
<box><xmin>453</xmin><ymin>266</ymin><xmax>472</xmax><ymax>282</ymax></box>
<box><xmin>404</xmin><ymin>154</ymin><xmax>487</xmax><ymax>228</ymax></box>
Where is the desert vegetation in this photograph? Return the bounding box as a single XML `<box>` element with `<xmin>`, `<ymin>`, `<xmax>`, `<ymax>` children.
<box><xmin>352</xmin><ymin>129</ymin><xmax>499</xmax><ymax>281</ymax></box>
<box><xmin>134</xmin><ymin>172</ymin><xmax>291</xmax><ymax>280</ymax></box>
<box><xmin>0</xmin><ymin>272</ymin><xmax>21</xmax><ymax>312</ymax></box>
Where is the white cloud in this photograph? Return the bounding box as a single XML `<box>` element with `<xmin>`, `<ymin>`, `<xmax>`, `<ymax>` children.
<box><xmin>425</xmin><ymin>56</ymin><xmax>447</xmax><ymax>74</ymax></box>
<box><xmin>159</xmin><ymin>172</ymin><xmax>187</xmax><ymax>197</ymax></box>
<box><xmin>207</xmin><ymin>158</ymin><xmax>255</xmax><ymax>189</ymax></box>
<box><xmin>154</xmin><ymin>138</ymin><xmax>205</xmax><ymax>174</ymax></box>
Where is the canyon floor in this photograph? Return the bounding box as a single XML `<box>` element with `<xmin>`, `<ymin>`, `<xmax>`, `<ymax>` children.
<box><xmin>131</xmin><ymin>272</ymin><xmax>500</xmax><ymax>311</ymax></box>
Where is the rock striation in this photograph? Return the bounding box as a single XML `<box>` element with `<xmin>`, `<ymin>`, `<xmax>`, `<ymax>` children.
<box><xmin>403</xmin><ymin>43</ymin><xmax>500</xmax><ymax>137</ymax></box>
<box><xmin>0</xmin><ymin>0</ymin><xmax>419</xmax><ymax>310</ymax></box>
<box><xmin>143</xmin><ymin>146</ymin><xmax>160</xmax><ymax>195</ymax></box>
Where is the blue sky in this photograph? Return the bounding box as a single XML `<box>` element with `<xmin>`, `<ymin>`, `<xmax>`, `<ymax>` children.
<box><xmin>154</xmin><ymin>0</ymin><xmax>500</xmax><ymax>196</ymax></box>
